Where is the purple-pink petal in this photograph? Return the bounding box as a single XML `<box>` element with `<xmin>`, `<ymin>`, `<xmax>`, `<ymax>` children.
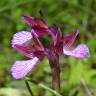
<box><xmin>22</xmin><ymin>15</ymin><xmax>48</xmax><ymax>28</ymax></box>
<box><xmin>11</xmin><ymin>57</ymin><xmax>39</xmax><ymax>79</ymax></box>
<box><xmin>63</xmin><ymin>44</ymin><xmax>90</xmax><ymax>58</ymax></box>
<box><xmin>31</xmin><ymin>30</ymin><xmax>44</xmax><ymax>50</ymax></box>
<box><xmin>49</xmin><ymin>25</ymin><xmax>59</xmax><ymax>39</ymax></box>
<box><xmin>49</xmin><ymin>25</ymin><xmax>61</xmax><ymax>46</ymax></box>
<box><xmin>32</xmin><ymin>26</ymin><xmax>48</xmax><ymax>37</ymax></box>
<box><xmin>23</xmin><ymin>15</ymin><xmax>49</xmax><ymax>37</ymax></box>
<box><xmin>13</xmin><ymin>45</ymin><xmax>35</xmax><ymax>58</ymax></box>
<box><xmin>63</xmin><ymin>30</ymin><xmax>79</xmax><ymax>49</ymax></box>
<box><xmin>22</xmin><ymin>16</ymin><xmax>35</xmax><ymax>26</ymax></box>
<box><xmin>12</xmin><ymin>31</ymin><xmax>32</xmax><ymax>47</ymax></box>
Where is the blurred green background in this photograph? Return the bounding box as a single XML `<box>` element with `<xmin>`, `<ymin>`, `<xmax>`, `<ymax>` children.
<box><xmin>0</xmin><ymin>0</ymin><xmax>96</xmax><ymax>96</ymax></box>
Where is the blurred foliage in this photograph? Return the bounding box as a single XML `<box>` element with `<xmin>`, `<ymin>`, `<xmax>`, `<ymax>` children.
<box><xmin>0</xmin><ymin>88</ymin><xmax>30</xmax><ymax>96</ymax></box>
<box><xmin>0</xmin><ymin>0</ymin><xmax>96</xmax><ymax>96</ymax></box>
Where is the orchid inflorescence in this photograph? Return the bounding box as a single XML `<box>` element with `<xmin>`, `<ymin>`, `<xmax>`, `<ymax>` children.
<box><xmin>11</xmin><ymin>15</ymin><xmax>90</xmax><ymax>91</ymax></box>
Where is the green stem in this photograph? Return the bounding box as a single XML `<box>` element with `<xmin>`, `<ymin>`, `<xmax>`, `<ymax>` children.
<box><xmin>39</xmin><ymin>83</ymin><xmax>62</xmax><ymax>96</ymax></box>
<box><xmin>25</xmin><ymin>80</ymin><xmax>34</xmax><ymax>96</ymax></box>
<box><xmin>26</xmin><ymin>78</ymin><xmax>62</xmax><ymax>96</ymax></box>
<box><xmin>80</xmin><ymin>78</ymin><xmax>93</xmax><ymax>96</ymax></box>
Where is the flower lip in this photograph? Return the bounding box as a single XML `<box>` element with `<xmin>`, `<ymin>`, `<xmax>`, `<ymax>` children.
<box><xmin>12</xmin><ymin>31</ymin><xmax>32</xmax><ymax>47</ymax></box>
<box><xmin>63</xmin><ymin>44</ymin><xmax>90</xmax><ymax>58</ymax></box>
<box><xmin>11</xmin><ymin>57</ymin><xmax>39</xmax><ymax>79</ymax></box>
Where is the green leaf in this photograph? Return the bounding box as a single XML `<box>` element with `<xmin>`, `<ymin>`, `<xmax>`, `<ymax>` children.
<box><xmin>69</xmin><ymin>60</ymin><xmax>83</xmax><ymax>85</ymax></box>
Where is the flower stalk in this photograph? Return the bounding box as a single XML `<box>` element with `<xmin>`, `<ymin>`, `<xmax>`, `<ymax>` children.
<box><xmin>49</xmin><ymin>58</ymin><xmax>60</xmax><ymax>92</ymax></box>
<box><xmin>47</xmin><ymin>49</ymin><xmax>60</xmax><ymax>91</ymax></box>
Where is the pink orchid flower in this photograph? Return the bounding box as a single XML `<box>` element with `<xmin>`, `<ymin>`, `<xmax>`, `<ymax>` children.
<box><xmin>11</xmin><ymin>15</ymin><xmax>90</xmax><ymax>80</ymax></box>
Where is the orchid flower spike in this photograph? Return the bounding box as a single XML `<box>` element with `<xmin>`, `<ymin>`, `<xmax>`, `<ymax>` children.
<box><xmin>11</xmin><ymin>15</ymin><xmax>90</xmax><ymax>80</ymax></box>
